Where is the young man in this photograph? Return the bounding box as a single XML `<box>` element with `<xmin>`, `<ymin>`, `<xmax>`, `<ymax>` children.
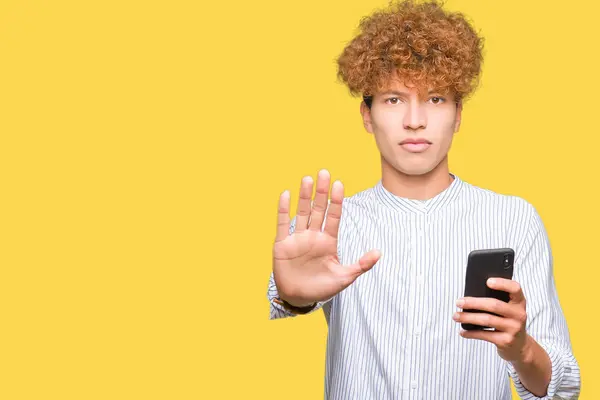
<box><xmin>267</xmin><ymin>0</ymin><xmax>581</xmax><ymax>398</ymax></box>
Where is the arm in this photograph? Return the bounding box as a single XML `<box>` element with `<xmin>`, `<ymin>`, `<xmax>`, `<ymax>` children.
<box><xmin>267</xmin><ymin>216</ymin><xmax>331</xmax><ymax>320</ymax></box>
<box><xmin>266</xmin><ymin>173</ymin><xmax>380</xmax><ymax>321</ymax></box>
<box><xmin>268</xmin><ymin>272</ymin><xmax>329</xmax><ymax>319</ymax></box>
<box><xmin>507</xmin><ymin>203</ymin><xmax>581</xmax><ymax>399</ymax></box>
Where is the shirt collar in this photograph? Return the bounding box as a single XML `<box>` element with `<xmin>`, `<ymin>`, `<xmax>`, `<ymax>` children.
<box><xmin>373</xmin><ymin>173</ymin><xmax>465</xmax><ymax>214</ymax></box>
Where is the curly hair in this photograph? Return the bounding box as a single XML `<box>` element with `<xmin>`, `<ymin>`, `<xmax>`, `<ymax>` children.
<box><xmin>336</xmin><ymin>0</ymin><xmax>484</xmax><ymax>105</ymax></box>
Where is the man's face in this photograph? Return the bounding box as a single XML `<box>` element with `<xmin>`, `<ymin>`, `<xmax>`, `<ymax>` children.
<box><xmin>361</xmin><ymin>79</ymin><xmax>462</xmax><ymax>177</ymax></box>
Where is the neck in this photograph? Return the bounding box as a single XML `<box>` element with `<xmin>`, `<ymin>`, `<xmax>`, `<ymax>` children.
<box><xmin>380</xmin><ymin>156</ymin><xmax>454</xmax><ymax>200</ymax></box>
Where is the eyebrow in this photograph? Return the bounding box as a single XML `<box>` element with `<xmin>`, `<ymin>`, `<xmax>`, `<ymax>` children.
<box><xmin>381</xmin><ymin>90</ymin><xmax>440</xmax><ymax>96</ymax></box>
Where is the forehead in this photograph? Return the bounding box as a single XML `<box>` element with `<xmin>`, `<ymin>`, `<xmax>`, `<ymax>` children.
<box><xmin>378</xmin><ymin>80</ymin><xmax>449</xmax><ymax>96</ymax></box>
<box><xmin>374</xmin><ymin>70</ymin><xmax>453</xmax><ymax>98</ymax></box>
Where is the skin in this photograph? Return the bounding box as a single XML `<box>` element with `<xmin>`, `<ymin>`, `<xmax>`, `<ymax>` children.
<box><xmin>454</xmin><ymin>278</ymin><xmax>552</xmax><ymax>397</ymax></box>
<box><xmin>359</xmin><ymin>77</ymin><xmax>461</xmax><ymax>200</ymax></box>
<box><xmin>273</xmin><ymin>73</ymin><xmax>551</xmax><ymax>397</ymax></box>
<box><xmin>360</xmin><ymin>77</ymin><xmax>552</xmax><ymax>396</ymax></box>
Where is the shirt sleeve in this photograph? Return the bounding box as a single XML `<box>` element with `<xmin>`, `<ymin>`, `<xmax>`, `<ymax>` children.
<box><xmin>267</xmin><ymin>215</ymin><xmax>331</xmax><ymax>320</ymax></box>
<box><xmin>506</xmin><ymin>201</ymin><xmax>581</xmax><ymax>399</ymax></box>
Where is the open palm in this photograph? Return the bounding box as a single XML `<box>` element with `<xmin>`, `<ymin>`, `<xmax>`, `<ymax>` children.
<box><xmin>272</xmin><ymin>170</ymin><xmax>381</xmax><ymax>308</ymax></box>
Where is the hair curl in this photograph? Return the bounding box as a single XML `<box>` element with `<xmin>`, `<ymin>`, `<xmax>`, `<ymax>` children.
<box><xmin>336</xmin><ymin>0</ymin><xmax>484</xmax><ymax>105</ymax></box>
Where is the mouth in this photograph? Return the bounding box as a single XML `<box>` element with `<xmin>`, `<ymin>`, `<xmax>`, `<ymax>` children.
<box><xmin>399</xmin><ymin>139</ymin><xmax>432</xmax><ymax>153</ymax></box>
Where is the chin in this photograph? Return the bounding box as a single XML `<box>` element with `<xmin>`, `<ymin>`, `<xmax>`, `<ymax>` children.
<box><xmin>396</xmin><ymin>167</ymin><xmax>436</xmax><ymax>176</ymax></box>
<box><xmin>391</xmin><ymin>159</ymin><xmax>439</xmax><ymax>176</ymax></box>
<box><xmin>381</xmin><ymin>150</ymin><xmax>446</xmax><ymax>177</ymax></box>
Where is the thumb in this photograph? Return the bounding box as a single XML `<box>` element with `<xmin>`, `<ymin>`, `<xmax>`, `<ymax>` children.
<box><xmin>347</xmin><ymin>249</ymin><xmax>381</xmax><ymax>278</ymax></box>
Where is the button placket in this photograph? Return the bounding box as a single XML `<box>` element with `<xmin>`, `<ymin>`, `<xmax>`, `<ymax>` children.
<box><xmin>411</xmin><ymin>214</ymin><xmax>428</xmax><ymax>391</ymax></box>
<box><xmin>402</xmin><ymin>215</ymin><xmax>418</xmax><ymax>392</ymax></box>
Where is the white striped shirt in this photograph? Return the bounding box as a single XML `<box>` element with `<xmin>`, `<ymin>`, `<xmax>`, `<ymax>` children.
<box><xmin>267</xmin><ymin>174</ymin><xmax>581</xmax><ymax>399</ymax></box>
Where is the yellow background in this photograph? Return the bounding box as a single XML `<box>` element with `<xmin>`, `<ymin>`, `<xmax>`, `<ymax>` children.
<box><xmin>0</xmin><ymin>0</ymin><xmax>596</xmax><ymax>398</ymax></box>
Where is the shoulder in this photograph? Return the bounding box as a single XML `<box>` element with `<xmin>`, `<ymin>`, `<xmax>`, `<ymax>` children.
<box><xmin>340</xmin><ymin>184</ymin><xmax>379</xmax><ymax>216</ymax></box>
<box><xmin>460</xmin><ymin>179</ymin><xmax>537</xmax><ymax>219</ymax></box>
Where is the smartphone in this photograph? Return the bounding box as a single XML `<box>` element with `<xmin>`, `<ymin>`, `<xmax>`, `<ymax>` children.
<box><xmin>461</xmin><ymin>248</ymin><xmax>515</xmax><ymax>331</ymax></box>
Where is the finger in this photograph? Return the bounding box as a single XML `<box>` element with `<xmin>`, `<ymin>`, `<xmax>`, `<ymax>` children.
<box><xmin>323</xmin><ymin>180</ymin><xmax>344</xmax><ymax>238</ymax></box>
<box><xmin>456</xmin><ymin>296</ymin><xmax>521</xmax><ymax>320</ymax></box>
<box><xmin>487</xmin><ymin>278</ymin><xmax>525</xmax><ymax>304</ymax></box>
<box><xmin>344</xmin><ymin>249</ymin><xmax>381</xmax><ymax>280</ymax></box>
<box><xmin>275</xmin><ymin>190</ymin><xmax>291</xmax><ymax>242</ymax></box>
<box><xmin>308</xmin><ymin>169</ymin><xmax>331</xmax><ymax>232</ymax></box>
<box><xmin>453</xmin><ymin>311</ymin><xmax>518</xmax><ymax>332</ymax></box>
<box><xmin>459</xmin><ymin>329</ymin><xmax>506</xmax><ymax>345</ymax></box>
<box><xmin>294</xmin><ymin>176</ymin><xmax>313</xmax><ymax>232</ymax></box>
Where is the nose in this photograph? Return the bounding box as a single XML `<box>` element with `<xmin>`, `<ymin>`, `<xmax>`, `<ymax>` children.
<box><xmin>403</xmin><ymin>101</ymin><xmax>426</xmax><ymax>130</ymax></box>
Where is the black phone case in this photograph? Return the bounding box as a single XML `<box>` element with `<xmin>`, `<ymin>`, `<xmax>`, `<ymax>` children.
<box><xmin>462</xmin><ymin>248</ymin><xmax>515</xmax><ymax>331</ymax></box>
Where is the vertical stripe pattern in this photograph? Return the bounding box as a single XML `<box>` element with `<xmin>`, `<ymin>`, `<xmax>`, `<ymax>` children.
<box><xmin>267</xmin><ymin>174</ymin><xmax>581</xmax><ymax>399</ymax></box>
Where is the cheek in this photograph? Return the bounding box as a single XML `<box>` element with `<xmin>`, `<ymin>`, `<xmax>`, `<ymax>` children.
<box><xmin>430</xmin><ymin>114</ymin><xmax>458</xmax><ymax>143</ymax></box>
<box><xmin>372</xmin><ymin>111</ymin><xmax>403</xmax><ymax>139</ymax></box>
<box><xmin>433</xmin><ymin>131</ymin><xmax>455</xmax><ymax>154</ymax></box>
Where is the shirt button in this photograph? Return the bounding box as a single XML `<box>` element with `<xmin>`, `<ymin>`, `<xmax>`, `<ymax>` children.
<box><xmin>415</xmin><ymin>329</ymin><xmax>421</xmax><ymax>336</ymax></box>
<box><xmin>411</xmin><ymin>381</ymin><xmax>418</xmax><ymax>389</ymax></box>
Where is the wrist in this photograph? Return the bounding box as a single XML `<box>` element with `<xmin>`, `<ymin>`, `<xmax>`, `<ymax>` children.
<box><xmin>276</xmin><ymin>293</ymin><xmax>315</xmax><ymax>308</ymax></box>
<box><xmin>513</xmin><ymin>335</ymin><xmax>536</xmax><ymax>367</ymax></box>
<box><xmin>273</xmin><ymin>297</ymin><xmax>317</xmax><ymax>314</ymax></box>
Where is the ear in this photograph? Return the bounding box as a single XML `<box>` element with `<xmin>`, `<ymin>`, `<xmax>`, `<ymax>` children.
<box><xmin>360</xmin><ymin>101</ymin><xmax>374</xmax><ymax>134</ymax></box>
<box><xmin>454</xmin><ymin>100</ymin><xmax>463</xmax><ymax>133</ymax></box>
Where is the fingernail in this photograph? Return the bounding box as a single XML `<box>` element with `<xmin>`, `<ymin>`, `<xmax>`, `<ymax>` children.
<box><xmin>488</xmin><ymin>278</ymin><xmax>496</xmax><ymax>286</ymax></box>
<box><xmin>456</xmin><ymin>298</ymin><xmax>464</xmax><ymax>307</ymax></box>
<box><xmin>452</xmin><ymin>312</ymin><xmax>460</xmax><ymax>321</ymax></box>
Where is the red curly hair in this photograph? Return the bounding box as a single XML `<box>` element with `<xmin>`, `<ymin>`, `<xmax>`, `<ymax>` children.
<box><xmin>336</xmin><ymin>0</ymin><xmax>484</xmax><ymax>104</ymax></box>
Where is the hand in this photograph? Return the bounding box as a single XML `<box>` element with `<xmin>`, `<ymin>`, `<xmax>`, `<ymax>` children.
<box><xmin>453</xmin><ymin>278</ymin><xmax>533</xmax><ymax>363</ymax></box>
<box><xmin>272</xmin><ymin>169</ymin><xmax>381</xmax><ymax>308</ymax></box>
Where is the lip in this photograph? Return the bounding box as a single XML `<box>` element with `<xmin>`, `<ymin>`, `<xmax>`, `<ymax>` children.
<box><xmin>399</xmin><ymin>138</ymin><xmax>431</xmax><ymax>145</ymax></box>
<box><xmin>399</xmin><ymin>139</ymin><xmax>432</xmax><ymax>153</ymax></box>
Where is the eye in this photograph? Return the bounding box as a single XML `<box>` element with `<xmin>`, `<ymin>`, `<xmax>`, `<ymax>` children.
<box><xmin>385</xmin><ymin>97</ymin><xmax>401</xmax><ymax>105</ymax></box>
<box><xmin>429</xmin><ymin>96</ymin><xmax>446</xmax><ymax>104</ymax></box>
